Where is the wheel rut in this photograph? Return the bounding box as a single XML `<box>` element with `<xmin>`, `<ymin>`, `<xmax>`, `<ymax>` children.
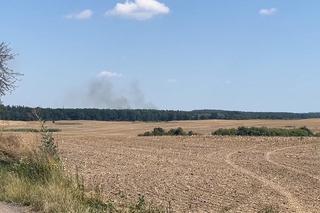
<box><xmin>225</xmin><ymin>146</ymin><xmax>307</xmax><ymax>213</ymax></box>
<box><xmin>265</xmin><ymin>144</ymin><xmax>320</xmax><ymax>182</ymax></box>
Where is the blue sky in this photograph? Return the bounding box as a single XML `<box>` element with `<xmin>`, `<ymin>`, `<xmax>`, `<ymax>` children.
<box><xmin>1</xmin><ymin>0</ymin><xmax>319</xmax><ymax>112</ymax></box>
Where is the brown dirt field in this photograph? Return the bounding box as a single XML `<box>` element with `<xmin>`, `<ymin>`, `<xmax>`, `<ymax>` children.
<box><xmin>2</xmin><ymin>119</ymin><xmax>320</xmax><ymax>212</ymax></box>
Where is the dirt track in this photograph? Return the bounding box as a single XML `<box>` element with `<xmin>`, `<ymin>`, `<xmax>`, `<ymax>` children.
<box><xmin>0</xmin><ymin>202</ymin><xmax>30</xmax><ymax>213</ymax></box>
<box><xmin>5</xmin><ymin>119</ymin><xmax>320</xmax><ymax>212</ymax></box>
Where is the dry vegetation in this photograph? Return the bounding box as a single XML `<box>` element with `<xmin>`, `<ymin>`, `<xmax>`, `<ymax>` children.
<box><xmin>1</xmin><ymin>119</ymin><xmax>320</xmax><ymax>212</ymax></box>
<box><xmin>0</xmin><ymin>125</ymin><xmax>165</xmax><ymax>212</ymax></box>
<box><xmin>0</xmin><ymin>131</ymin><xmax>113</xmax><ymax>213</ymax></box>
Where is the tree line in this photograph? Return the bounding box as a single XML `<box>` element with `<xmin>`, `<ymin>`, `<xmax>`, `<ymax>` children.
<box><xmin>0</xmin><ymin>105</ymin><xmax>319</xmax><ymax>122</ymax></box>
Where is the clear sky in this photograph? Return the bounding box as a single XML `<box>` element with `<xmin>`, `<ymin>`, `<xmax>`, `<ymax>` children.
<box><xmin>1</xmin><ymin>0</ymin><xmax>319</xmax><ymax>112</ymax></box>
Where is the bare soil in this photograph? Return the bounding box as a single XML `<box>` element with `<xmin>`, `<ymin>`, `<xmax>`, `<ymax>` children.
<box><xmin>0</xmin><ymin>202</ymin><xmax>30</xmax><ymax>213</ymax></box>
<box><xmin>3</xmin><ymin>119</ymin><xmax>320</xmax><ymax>212</ymax></box>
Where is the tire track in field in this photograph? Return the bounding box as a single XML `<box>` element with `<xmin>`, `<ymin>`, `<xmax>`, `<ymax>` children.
<box><xmin>62</xmin><ymin>137</ymin><xmax>316</xmax><ymax>212</ymax></box>
<box><xmin>265</xmin><ymin>144</ymin><xmax>320</xmax><ymax>182</ymax></box>
<box><xmin>225</xmin><ymin>146</ymin><xmax>307</xmax><ymax>213</ymax></box>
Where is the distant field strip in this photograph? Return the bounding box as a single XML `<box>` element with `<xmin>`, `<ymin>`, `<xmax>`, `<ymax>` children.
<box><xmin>1</xmin><ymin>128</ymin><xmax>61</xmax><ymax>133</ymax></box>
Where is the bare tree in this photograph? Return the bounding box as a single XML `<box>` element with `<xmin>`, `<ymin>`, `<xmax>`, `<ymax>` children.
<box><xmin>0</xmin><ymin>42</ymin><xmax>20</xmax><ymax>97</ymax></box>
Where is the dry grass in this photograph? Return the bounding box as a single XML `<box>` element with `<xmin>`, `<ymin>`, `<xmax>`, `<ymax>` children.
<box><xmin>0</xmin><ymin>134</ymin><xmax>37</xmax><ymax>162</ymax></box>
<box><xmin>0</xmin><ymin>135</ymin><xmax>24</xmax><ymax>161</ymax></box>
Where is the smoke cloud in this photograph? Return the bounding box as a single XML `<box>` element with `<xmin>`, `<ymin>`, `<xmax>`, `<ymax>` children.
<box><xmin>64</xmin><ymin>72</ymin><xmax>155</xmax><ymax>109</ymax></box>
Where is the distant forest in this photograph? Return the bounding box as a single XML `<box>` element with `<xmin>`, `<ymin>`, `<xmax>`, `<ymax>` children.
<box><xmin>0</xmin><ymin>105</ymin><xmax>319</xmax><ymax>122</ymax></box>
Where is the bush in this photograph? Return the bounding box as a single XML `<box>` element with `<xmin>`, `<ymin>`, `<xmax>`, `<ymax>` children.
<box><xmin>213</xmin><ymin>128</ymin><xmax>237</xmax><ymax>136</ymax></box>
<box><xmin>139</xmin><ymin>127</ymin><xmax>198</xmax><ymax>137</ymax></box>
<box><xmin>153</xmin><ymin>127</ymin><xmax>166</xmax><ymax>136</ymax></box>
<box><xmin>167</xmin><ymin>127</ymin><xmax>186</xmax><ymax>136</ymax></box>
<box><xmin>139</xmin><ymin>127</ymin><xmax>166</xmax><ymax>136</ymax></box>
<box><xmin>212</xmin><ymin>126</ymin><xmax>315</xmax><ymax>137</ymax></box>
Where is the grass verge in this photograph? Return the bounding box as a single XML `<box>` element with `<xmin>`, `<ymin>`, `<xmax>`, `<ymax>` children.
<box><xmin>0</xmin><ymin>124</ymin><xmax>167</xmax><ymax>212</ymax></box>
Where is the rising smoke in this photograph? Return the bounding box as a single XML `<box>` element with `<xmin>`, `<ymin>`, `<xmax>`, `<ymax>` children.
<box><xmin>64</xmin><ymin>72</ymin><xmax>155</xmax><ymax>109</ymax></box>
<box><xmin>87</xmin><ymin>77</ymin><xmax>130</xmax><ymax>109</ymax></box>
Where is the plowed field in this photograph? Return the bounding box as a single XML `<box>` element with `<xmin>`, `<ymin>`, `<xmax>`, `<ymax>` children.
<box><xmin>3</xmin><ymin>119</ymin><xmax>320</xmax><ymax>212</ymax></box>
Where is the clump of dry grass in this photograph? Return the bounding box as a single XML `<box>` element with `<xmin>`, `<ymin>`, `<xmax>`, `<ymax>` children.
<box><xmin>0</xmin><ymin>135</ymin><xmax>27</xmax><ymax>162</ymax></box>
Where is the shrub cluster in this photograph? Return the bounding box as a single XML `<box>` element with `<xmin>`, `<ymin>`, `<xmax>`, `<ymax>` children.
<box><xmin>139</xmin><ymin>127</ymin><xmax>197</xmax><ymax>137</ymax></box>
<box><xmin>212</xmin><ymin>126</ymin><xmax>315</xmax><ymax>137</ymax></box>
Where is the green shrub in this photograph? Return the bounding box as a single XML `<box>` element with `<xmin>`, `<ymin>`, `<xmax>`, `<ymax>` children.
<box><xmin>214</xmin><ymin>128</ymin><xmax>237</xmax><ymax>136</ymax></box>
<box><xmin>138</xmin><ymin>127</ymin><xmax>166</xmax><ymax>136</ymax></box>
<box><xmin>167</xmin><ymin>127</ymin><xmax>186</xmax><ymax>136</ymax></box>
<box><xmin>212</xmin><ymin>126</ymin><xmax>315</xmax><ymax>137</ymax></box>
<box><xmin>139</xmin><ymin>127</ymin><xmax>197</xmax><ymax>137</ymax></box>
<box><xmin>152</xmin><ymin>127</ymin><xmax>166</xmax><ymax>136</ymax></box>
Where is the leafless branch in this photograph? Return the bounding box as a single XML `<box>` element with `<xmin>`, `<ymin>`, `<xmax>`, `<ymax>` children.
<box><xmin>0</xmin><ymin>42</ymin><xmax>21</xmax><ymax>97</ymax></box>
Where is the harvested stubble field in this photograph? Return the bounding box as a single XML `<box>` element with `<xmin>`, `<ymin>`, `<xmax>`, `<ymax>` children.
<box><xmin>1</xmin><ymin>119</ymin><xmax>320</xmax><ymax>212</ymax></box>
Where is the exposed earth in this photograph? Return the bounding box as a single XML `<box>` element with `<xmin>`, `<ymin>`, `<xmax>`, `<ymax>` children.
<box><xmin>0</xmin><ymin>202</ymin><xmax>30</xmax><ymax>213</ymax></box>
<box><xmin>2</xmin><ymin>119</ymin><xmax>320</xmax><ymax>212</ymax></box>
